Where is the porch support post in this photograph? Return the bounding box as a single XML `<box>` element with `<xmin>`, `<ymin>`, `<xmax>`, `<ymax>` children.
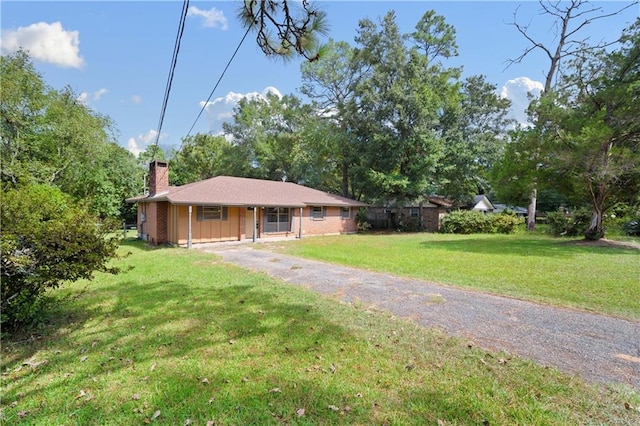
<box><xmin>187</xmin><ymin>205</ymin><xmax>193</xmax><ymax>249</ymax></box>
<box><xmin>299</xmin><ymin>207</ymin><xmax>303</xmax><ymax>239</ymax></box>
<box><xmin>252</xmin><ymin>206</ymin><xmax>257</xmax><ymax>243</ymax></box>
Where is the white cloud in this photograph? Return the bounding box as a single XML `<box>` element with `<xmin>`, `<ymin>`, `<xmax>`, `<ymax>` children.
<box><xmin>202</xmin><ymin>87</ymin><xmax>282</xmax><ymax>135</ymax></box>
<box><xmin>132</xmin><ymin>95</ymin><xmax>143</xmax><ymax>104</ymax></box>
<box><xmin>500</xmin><ymin>77</ymin><xmax>544</xmax><ymax>126</ymax></box>
<box><xmin>77</xmin><ymin>88</ymin><xmax>108</xmax><ymax>105</ymax></box>
<box><xmin>1</xmin><ymin>21</ymin><xmax>84</xmax><ymax>68</ymax></box>
<box><xmin>187</xmin><ymin>6</ymin><xmax>228</xmax><ymax>30</ymax></box>
<box><xmin>127</xmin><ymin>129</ymin><xmax>166</xmax><ymax>157</ymax></box>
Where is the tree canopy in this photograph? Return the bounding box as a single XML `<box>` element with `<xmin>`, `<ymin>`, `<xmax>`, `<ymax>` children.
<box><xmin>1</xmin><ymin>50</ymin><xmax>141</xmax><ymax>219</ymax></box>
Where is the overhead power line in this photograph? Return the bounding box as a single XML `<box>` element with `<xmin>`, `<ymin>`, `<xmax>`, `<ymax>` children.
<box><xmin>183</xmin><ymin>25</ymin><xmax>252</xmax><ymax>142</ymax></box>
<box><xmin>151</xmin><ymin>0</ymin><xmax>190</xmax><ymax>161</ymax></box>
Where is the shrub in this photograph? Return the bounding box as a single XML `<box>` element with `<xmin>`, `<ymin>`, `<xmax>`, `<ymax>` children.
<box><xmin>442</xmin><ymin>210</ymin><xmax>485</xmax><ymax>234</ymax></box>
<box><xmin>492</xmin><ymin>213</ymin><xmax>524</xmax><ymax>234</ymax></box>
<box><xmin>356</xmin><ymin>208</ymin><xmax>371</xmax><ymax>233</ymax></box>
<box><xmin>546</xmin><ymin>209</ymin><xmax>571</xmax><ymax>236</ymax></box>
<box><xmin>1</xmin><ymin>184</ymin><xmax>121</xmax><ymax>331</ymax></box>
<box><xmin>441</xmin><ymin>210</ymin><xmax>523</xmax><ymax>235</ymax></box>
<box><xmin>398</xmin><ymin>216</ymin><xmax>422</xmax><ymax>232</ymax></box>
<box><xmin>546</xmin><ymin>207</ymin><xmax>592</xmax><ymax>237</ymax></box>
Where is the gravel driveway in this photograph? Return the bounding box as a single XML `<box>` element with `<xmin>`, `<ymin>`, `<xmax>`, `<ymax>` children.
<box><xmin>201</xmin><ymin>243</ymin><xmax>640</xmax><ymax>390</ymax></box>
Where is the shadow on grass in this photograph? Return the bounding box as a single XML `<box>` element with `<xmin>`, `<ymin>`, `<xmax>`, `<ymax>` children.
<box><xmin>3</xmin><ymin>242</ymin><xmax>637</xmax><ymax>425</ymax></box>
<box><xmin>419</xmin><ymin>235</ymin><xmax>640</xmax><ymax>257</ymax></box>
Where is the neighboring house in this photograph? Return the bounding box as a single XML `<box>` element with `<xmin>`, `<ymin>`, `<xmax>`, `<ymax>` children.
<box><xmin>126</xmin><ymin>161</ymin><xmax>367</xmax><ymax>246</ymax></box>
<box><xmin>469</xmin><ymin>195</ymin><xmax>495</xmax><ymax>213</ymax></box>
<box><xmin>493</xmin><ymin>203</ymin><xmax>528</xmax><ymax>217</ymax></box>
<box><xmin>367</xmin><ymin>196</ymin><xmax>453</xmax><ymax>232</ymax></box>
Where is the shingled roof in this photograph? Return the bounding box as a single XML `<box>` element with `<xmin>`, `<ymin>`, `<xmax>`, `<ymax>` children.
<box><xmin>126</xmin><ymin>176</ymin><xmax>367</xmax><ymax>208</ymax></box>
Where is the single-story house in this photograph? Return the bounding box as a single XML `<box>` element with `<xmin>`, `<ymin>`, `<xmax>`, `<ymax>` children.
<box><xmin>126</xmin><ymin>161</ymin><xmax>367</xmax><ymax>247</ymax></box>
<box><xmin>468</xmin><ymin>195</ymin><xmax>495</xmax><ymax>213</ymax></box>
<box><xmin>367</xmin><ymin>196</ymin><xmax>454</xmax><ymax>232</ymax></box>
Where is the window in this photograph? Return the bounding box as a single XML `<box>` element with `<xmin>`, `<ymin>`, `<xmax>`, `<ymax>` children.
<box><xmin>265</xmin><ymin>207</ymin><xmax>290</xmax><ymax>233</ymax></box>
<box><xmin>311</xmin><ymin>206</ymin><xmax>325</xmax><ymax>220</ymax></box>
<box><xmin>341</xmin><ymin>207</ymin><xmax>351</xmax><ymax>219</ymax></box>
<box><xmin>410</xmin><ymin>208</ymin><xmax>420</xmax><ymax>218</ymax></box>
<box><xmin>197</xmin><ymin>206</ymin><xmax>228</xmax><ymax>221</ymax></box>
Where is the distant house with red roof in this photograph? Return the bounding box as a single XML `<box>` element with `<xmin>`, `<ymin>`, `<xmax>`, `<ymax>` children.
<box><xmin>126</xmin><ymin>161</ymin><xmax>366</xmax><ymax>246</ymax></box>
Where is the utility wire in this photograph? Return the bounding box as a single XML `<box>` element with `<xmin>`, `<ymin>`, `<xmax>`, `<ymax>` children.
<box><xmin>182</xmin><ymin>25</ymin><xmax>252</xmax><ymax>143</ymax></box>
<box><xmin>151</xmin><ymin>0</ymin><xmax>189</xmax><ymax>161</ymax></box>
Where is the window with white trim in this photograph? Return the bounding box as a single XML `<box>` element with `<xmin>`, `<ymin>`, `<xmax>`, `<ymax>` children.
<box><xmin>341</xmin><ymin>207</ymin><xmax>351</xmax><ymax>219</ymax></box>
<box><xmin>311</xmin><ymin>206</ymin><xmax>325</xmax><ymax>220</ymax></box>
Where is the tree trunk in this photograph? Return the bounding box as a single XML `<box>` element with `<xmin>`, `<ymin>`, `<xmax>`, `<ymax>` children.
<box><xmin>342</xmin><ymin>159</ymin><xmax>349</xmax><ymax>198</ymax></box>
<box><xmin>527</xmin><ymin>187</ymin><xmax>537</xmax><ymax>231</ymax></box>
<box><xmin>585</xmin><ymin>207</ymin><xmax>604</xmax><ymax>241</ymax></box>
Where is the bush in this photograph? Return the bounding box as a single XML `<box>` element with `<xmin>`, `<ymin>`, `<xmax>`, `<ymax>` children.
<box><xmin>356</xmin><ymin>208</ymin><xmax>371</xmax><ymax>233</ymax></box>
<box><xmin>546</xmin><ymin>207</ymin><xmax>591</xmax><ymax>237</ymax></box>
<box><xmin>441</xmin><ymin>210</ymin><xmax>522</xmax><ymax>234</ymax></box>
<box><xmin>492</xmin><ymin>213</ymin><xmax>524</xmax><ymax>234</ymax></box>
<box><xmin>1</xmin><ymin>184</ymin><xmax>121</xmax><ymax>331</ymax></box>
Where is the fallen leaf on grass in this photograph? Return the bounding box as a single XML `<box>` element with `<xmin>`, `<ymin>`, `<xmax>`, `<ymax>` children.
<box><xmin>18</xmin><ymin>411</ymin><xmax>28</xmax><ymax>418</ymax></box>
<box><xmin>150</xmin><ymin>363</ymin><xmax>157</xmax><ymax>371</ymax></box>
<box><xmin>184</xmin><ymin>419</ymin><xmax>192</xmax><ymax>425</ymax></box>
<box><xmin>328</xmin><ymin>405</ymin><xmax>340</xmax><ymax>411</ymax></box>
<box><xmin>80</xmin><ymin>356</ymin><xmax>88</xmax><ymax>362</ymax></box>
<box><xmin>296</xmin><ymin>408</ymin><xmax>305</xmax><ymax>417</ymax></box>
<box><xmin>206</xmin><ymin>421</ymin><xmax>215</xmax><ymax>426</ymax></box>
<box><xmin>23</xmin><ymin>358</ymin><xmax>48</xmax><ymax>369</ymax></box>
<box><xmin>208</xmin><ymin>397</ymin><xmax>215</xmax><ymax>404</ymax></box>
<box><xmin>132</xmin><ymin>394</ymin><xmax>140</xmax><ymax>401</ymax></box>
<box><xmin>151</xmin><ymin>410</ymin><xmax>161</xmax><ymax>420</ymax></box>
<box><xmin>269</xmin><ymin>387</ymin><xmax>281</xmax><ymax>393</ymax></box>
<box><xmin>201</xmin><ymin>377</ymin><xmax>209</xmax><ymax>384</ymax></box>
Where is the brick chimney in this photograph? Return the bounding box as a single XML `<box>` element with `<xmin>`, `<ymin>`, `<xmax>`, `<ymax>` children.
<box><xmin>149</xmin><ymin>160</ymin><xmax>169</xmax><ymax>195</ymax></box>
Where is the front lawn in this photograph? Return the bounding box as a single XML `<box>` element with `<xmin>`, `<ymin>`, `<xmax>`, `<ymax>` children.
<box><xmin>275</xmin><ymin>233</ymin><xmax>640</xmax><ymax>319</ymax></box>
<box><xmin>2</xmin><ymin>240</ymin><xmax>638</xmax><ymax>424</ymax></box>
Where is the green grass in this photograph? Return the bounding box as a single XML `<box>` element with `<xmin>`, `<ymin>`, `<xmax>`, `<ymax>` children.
<box><xmin>1</xmin><ymin>240</ymin><xmax>639</xmax><ymax>425</ymax></box>
<box><xmin>272</xmin><ymin>232</ymin><xmax>640</xmax><ymax>319</ymax></box>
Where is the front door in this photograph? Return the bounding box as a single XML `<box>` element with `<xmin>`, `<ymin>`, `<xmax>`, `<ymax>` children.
<box><xmin>244</xmin><ymin>207</ymin><xmax>260</xmax><ymax>239</ymax></box>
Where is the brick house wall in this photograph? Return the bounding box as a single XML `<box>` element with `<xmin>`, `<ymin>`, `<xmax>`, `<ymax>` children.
<box><xmin>302</xmin><ymin>206</ymin><xmax>357</xmax><ymax>236</ymax></box>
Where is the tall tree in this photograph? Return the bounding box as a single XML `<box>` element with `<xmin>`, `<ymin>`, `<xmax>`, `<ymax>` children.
<box><xmin>349</xmin><ymin>10</ymin><xmax>460</xmax><ymax>204</ymax></box>
<box><xmin>1</xmin><ymin>50</ymin><xmax>47</xmax><ymax>187</ymax></box>
<box><xmin>170</xmin><ymin>133</ymin><xmax>251</xmax><ymax>185</ymax></box>
<box><xmin>507</xmin><ymin>0</ymin><xmax>636</xmax><ymax>230</ymax></box>
<box><xmin>300</xmin><ymin>39</ymin><xmax>362</xmax><ymax>197</ymax></box>
<box><xmin>1</xmin><ymin>51</ymin><xmax>140</xmax><ymax>219</ymax></box>
<box><xmin>439</xmin><ymin>75</ymin><xmax>513</xmax><ymax>201</ymax></box>
<box><xmin>223</xmin><ymin>92</ymin><xmax>322</xmax><ymax>184</ymax></box>
<box><xmin>537</xmin><ymin>19</ymin><xmax>640</xmax><ymax>240</ymax></box>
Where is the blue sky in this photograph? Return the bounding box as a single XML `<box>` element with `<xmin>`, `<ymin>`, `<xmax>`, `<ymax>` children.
<box><xmin>2</xmin><ymin>1</ymin><xmax>638</xmax><ymax>156</ymax></box>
